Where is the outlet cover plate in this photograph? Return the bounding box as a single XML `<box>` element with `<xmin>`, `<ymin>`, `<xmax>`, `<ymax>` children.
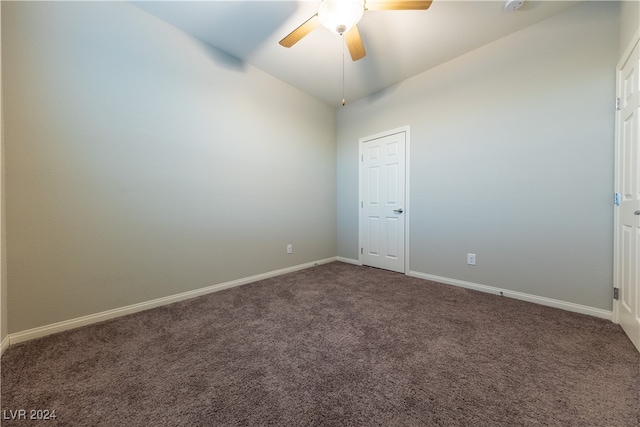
<box><xmin>467</xmin><ymin>253</ymin><xmax>476</xmax><ymax>266</ymax></box>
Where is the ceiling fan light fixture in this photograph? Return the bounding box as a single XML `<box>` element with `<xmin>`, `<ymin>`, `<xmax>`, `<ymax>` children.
<box><xmin>318</xmin><ymin>0</ymin><xmax>365</xmax><ymax>35</ymax></box>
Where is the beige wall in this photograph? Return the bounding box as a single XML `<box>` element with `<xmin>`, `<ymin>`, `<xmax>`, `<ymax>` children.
<box><xmin>619</xmin><ymin>0</ymin><xmax>639</xmax><ymax>57</ymax></box>
<box><xmin>4</xmin><ymin>2</ymin><xmax>336</xmax><ymax>333</ymax></box>
<box><xmin>1</xmin><ymin>2</ymin><xmax>6</xmax><ymax>345</ymax></box>
<box><xmin>337</xmin><ymin>1</ymin><xmax>619</xmax><ymax>310</ymax></box>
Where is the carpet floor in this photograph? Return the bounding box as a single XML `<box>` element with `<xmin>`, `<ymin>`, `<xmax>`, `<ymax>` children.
<box><xmin>2</xmin><ymin>262</ymin><xmax>639</xmax><ymax>426</ymax></box>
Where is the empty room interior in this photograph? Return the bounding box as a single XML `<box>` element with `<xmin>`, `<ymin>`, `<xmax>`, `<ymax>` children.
<box><xmin>1</xmin><ymin>1</ymin><xmax>639</xmax><ymax>426</ymax></box>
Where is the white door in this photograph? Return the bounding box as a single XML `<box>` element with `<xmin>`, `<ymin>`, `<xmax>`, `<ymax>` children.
<box><xmin>359</xmin><ymin>128</ymin><xmax>407</xmax><ymax>273</ymax></box>
<box><xmin>614</xmin><ymin>38</ymin><xmax>640</xmax><ymax>352</ymax></box>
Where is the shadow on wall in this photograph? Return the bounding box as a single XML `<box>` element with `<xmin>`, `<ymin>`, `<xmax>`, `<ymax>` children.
<box><xmin>131</xmin><ymin>1</ymin><xmax>299</xmax><ymax>72</ymax></box>
<box><xmin>195</xmin><ymin>39</ymin><xmax>247</xmax><ymax>72</ymax></box>
<box><xmin>361</xmin><ymin>85</ymin><xmax>399</xmax><ymax>105</ymax></box>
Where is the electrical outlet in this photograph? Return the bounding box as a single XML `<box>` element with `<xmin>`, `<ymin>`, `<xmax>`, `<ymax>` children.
<box><xmin>286</xmin><ymin>244</ymin><xmax>293</xmax><ymax>254</ymax></box>
<box><xmin>467</xmin><ymin>253</ymin><xmax>476</xmax><ymax>266</ymax></box>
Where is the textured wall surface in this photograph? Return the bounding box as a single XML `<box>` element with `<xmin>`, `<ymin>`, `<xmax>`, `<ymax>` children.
<box><xmin>619</xmin><ymin>0</ymin><xmax>639</xmax><ymax>57</ymax></box>
<box><xmin>1</xmin><ymin>3</ymin><xmax>6</xmax><ymax>344</ymax></box>
<box><xmin>4</xmin><ymin>1</ymin><xmax>336</xmax><ymax>333</ymax></box>
<box><xmin>337</xmin><ymin>2</ymin><xmax>619</xmax><ymax>310</ymax></box>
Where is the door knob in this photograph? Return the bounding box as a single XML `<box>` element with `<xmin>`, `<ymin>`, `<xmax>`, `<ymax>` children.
<box><xmin>635</xmin><ymin>210</ymin><xmax>640</xmax><ymax>215</ymax></box>
<box><xmin>394</xmin><ymin>208</ymin><xmax>404</xmax><ymax>214</ymax></box>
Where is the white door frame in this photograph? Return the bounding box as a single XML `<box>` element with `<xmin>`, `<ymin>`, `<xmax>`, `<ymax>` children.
<box><xmin>613</xmin><ymin>30</ymin><xmax>640</xmax><ymax>351</ymax></box>
<box><xmin>358</xmin><ymin>125</ymin><xmax>410</xmax><ymax>274</ymax></box>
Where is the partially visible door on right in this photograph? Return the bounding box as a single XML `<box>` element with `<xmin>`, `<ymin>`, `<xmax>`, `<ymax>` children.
<box><xmin>615</xmin><ymin>39</ymin><xmax>640</xmax><ymax>352</ymax></box>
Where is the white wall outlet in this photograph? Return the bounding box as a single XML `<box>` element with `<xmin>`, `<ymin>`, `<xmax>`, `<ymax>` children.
<box><xmin>467</xmin><ymin>253</ymin><xmax>476</xmax><ymax>266</ymax></box>
<box><xmin>286</xmin><ymin>244</ymin><xmax>293</xmax><ymax>254</ymax></box>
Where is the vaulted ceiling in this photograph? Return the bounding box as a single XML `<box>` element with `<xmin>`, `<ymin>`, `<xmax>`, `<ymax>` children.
<box><xmin>132</xmin><ymin>1</ymin><xmax>582</xmax><ymax>107</ymax></box>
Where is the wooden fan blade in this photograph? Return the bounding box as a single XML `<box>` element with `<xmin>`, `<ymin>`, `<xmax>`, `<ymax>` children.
<box><xmin>365</xmin><ymin>0</ymin><xmax>433</xmax><ymax>10</ymax></box>
<box><xmin>279</xmin><ymin>14</ymin><xmax>320</xmax><ymax>48</ymax></box>
<box><xmin>345</xmin><ymin>25</ymin><xmax>366</xmax><ymax>61</ymax></box>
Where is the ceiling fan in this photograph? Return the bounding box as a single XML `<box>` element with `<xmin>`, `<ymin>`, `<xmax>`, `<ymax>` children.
<box><xmin>279</xmin><ymin>0</ymin><xmax>433</xmax><ymax>61</ymax></box>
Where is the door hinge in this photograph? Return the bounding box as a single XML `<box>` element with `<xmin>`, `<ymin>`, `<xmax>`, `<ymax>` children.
<box><xmin>616</xmin><ymin>97</ymin><xmax>621</xmax><ymax>111</ymax></box>
<box><xmin>361</xmin><ymin>248</ymin><xmax>363</xmax><ymax>255</ymax></box>
<box><xmin>614</xmin><ymin>287</ymin><xmax>619</xmax><ymax>300</ymax></box>
<box><xmin>614</xmin><ymin>192</ymin><xmax>621</xmax><ymax>206</ymax></box>
<box><xmin>361</xmin><ymin>155</ymin><xmax>364</xmax><ymax>162</ymax></box>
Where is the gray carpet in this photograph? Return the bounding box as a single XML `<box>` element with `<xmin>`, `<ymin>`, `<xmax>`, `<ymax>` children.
<box><xmin>2</xmin><ymin>262</ymin><xmax>639</xmax><ymax>426</ymax></box>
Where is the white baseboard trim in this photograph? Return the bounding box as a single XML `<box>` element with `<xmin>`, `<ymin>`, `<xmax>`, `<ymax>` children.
<box><xmin>8</xmin><ymin>257</ymin><xmax>338</xmax><ymax>347</ymax></box>
<box><xmin>336</xmin><ymin>257</ymin><xmax>362</xmax><ymax>266</ymax></box>
<box><xmin>408</xmin><ymin>270</ymin><xmax>612</xmax><ymax>321</ymax></box>
<box><xmin>1</xmin><ymin>334</ymin><xmax>9</xmax><ymax>356</ymax></box>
